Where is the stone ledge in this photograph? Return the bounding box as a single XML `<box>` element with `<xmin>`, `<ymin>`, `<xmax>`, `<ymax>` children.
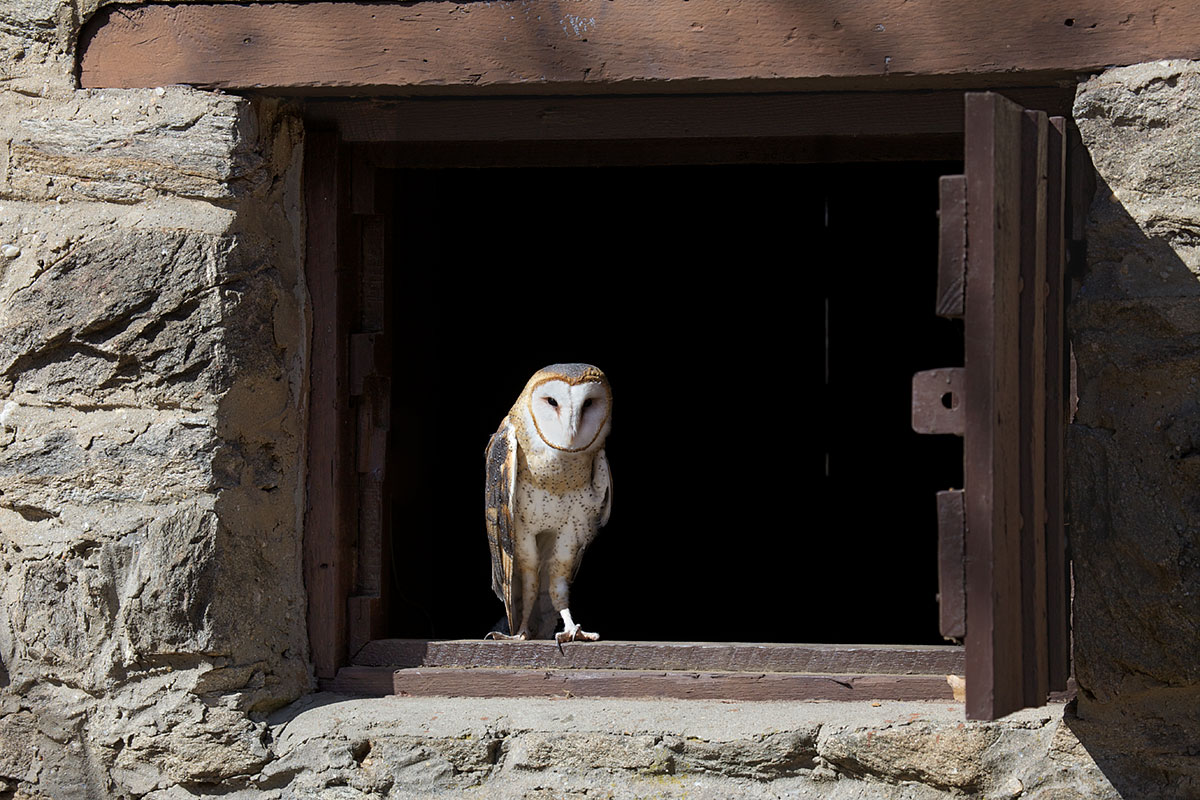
<box><xmin>159</xmin><ymin>692</ymin><xmax>1111</xmax><ymax>800</ymax></box>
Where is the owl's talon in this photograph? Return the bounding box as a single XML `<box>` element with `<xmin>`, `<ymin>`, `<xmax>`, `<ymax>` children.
<box><xmin>555</xmin><ymin>624</ymin><xmax>600</xmax><ymax>645</ymax></box>
<box><xmin>485</xmin><ymin>630</ymin><xmax>528</xmax><ymax>641</ymax></box>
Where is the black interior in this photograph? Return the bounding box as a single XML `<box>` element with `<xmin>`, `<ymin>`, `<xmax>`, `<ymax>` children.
<box><xmin>385</xmin><ymin>160</ymin><xmax>964</xmax><ymax>645</ymax></box>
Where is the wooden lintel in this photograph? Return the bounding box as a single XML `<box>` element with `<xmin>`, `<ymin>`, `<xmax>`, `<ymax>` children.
<box><xmin>306</xmin><ymin>89</ymin><xmax>1074</xmax><ymax>143</ymax></box>
<box><xmin>79</xmin><ymin>1</ymin><xmax>1200</xmax><ymax>94</ymax></box>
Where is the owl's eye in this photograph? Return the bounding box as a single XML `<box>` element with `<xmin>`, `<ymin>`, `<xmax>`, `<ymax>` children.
<box><xmin>544</xmin><ymin>397</ymin><xmax>558</xmax><ymax>408</ymax></box>
<box><xmin>582</xmin><ymin>398</ymin><xmax>593</xmax><ymax>410</ymax></box>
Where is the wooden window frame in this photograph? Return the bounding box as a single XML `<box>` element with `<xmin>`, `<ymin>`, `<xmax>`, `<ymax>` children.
<box><xmin>76</xmin><ymin>0</ymin><xmax>1136</xmax><ymax>719</ymax></box>
<box><xmin>301</xmin><ymin>90</ymin><xmax>1080</xmax><ymax>720</ymax></box>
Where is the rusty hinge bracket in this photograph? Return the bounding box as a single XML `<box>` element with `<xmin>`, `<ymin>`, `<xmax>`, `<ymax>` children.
<box><xmin>911</xmin><ymin>367</ymin><xmax>965</xmax><ymax>436</ymax></box>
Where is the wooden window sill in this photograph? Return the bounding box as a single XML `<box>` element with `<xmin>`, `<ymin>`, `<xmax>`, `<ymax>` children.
<box><xmin>328</xmin><ymin>640</ymin><xmax>965</xmax><ymax>702</ymax></box>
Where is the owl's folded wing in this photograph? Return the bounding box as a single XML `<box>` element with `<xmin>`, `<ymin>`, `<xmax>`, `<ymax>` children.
<box><xmin>594</xmin><ymin>448</ymin><xmax>613</xmax><ymax>528</ymax></box>
<box><xmin>484</xmin><ymin>416</ymin><xmax>519</xmax><ymax>633</ymax></box>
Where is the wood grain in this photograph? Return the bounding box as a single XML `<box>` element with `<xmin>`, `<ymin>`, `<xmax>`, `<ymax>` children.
<box><xmin>911</xmin><ymin>368</ymin><xmax>965</xmax><ymax>436</ymax></box>
<box><xmin>963</xmin><ymin>93</ymin><xmax>1025</xmax><ymax>721</ymax></box>
<box><xmin>330</xmin><ymin>665</ymin><xmax>396</xmax><ymax>696</ymax></box>
<box><xmin>937</xmin><ymin>175</ymin><xmax>967</xmax><ymax>318</ymax></box>
<box><xmin>303</xmin><ymin>131</ymin><xmax>354</xmax><ymax>679</ymax></box>
<box><xmin>355</xmin><ymin>136</ymin><xmax>968</xmax><ymax>169</ymax></box>
<box><xmin>1044</xmin><ymin>117</ymin><xmax>1072</xmax><ymax>694</ymax></box>
<box><xmin>79</xmin><ymin>1</ymin><xmax>1200</xmax><ymax>94</ymax></box>
<box><xmin>306</xmin><ymin>90</ymin><xmax>1074</xmax><ymax>143</ymax></box>
<box><xmin>387</xmin><ymin>669</ymin><xmax>959</xmax><ymax>701</ymax></box>
<box><xmin>936</xmin><ymin>490</ymin><xmax>966</xmax><ymax>640</ymax></box>
<box><xmin>353</xmin><ymin>639</ymin><xmax>966</xmax><ymax>675</ymax></box>
<box><xmin>1018</xmin><ymin>110</ymin><xmax>1050</xmax><ymax>708</ymax></box>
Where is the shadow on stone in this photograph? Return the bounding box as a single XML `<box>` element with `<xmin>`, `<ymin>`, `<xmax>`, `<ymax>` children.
<box><xmin>1064</xmin><ymin>172</ymin><xmax>1200</xmax><ymax>800</ymax></box>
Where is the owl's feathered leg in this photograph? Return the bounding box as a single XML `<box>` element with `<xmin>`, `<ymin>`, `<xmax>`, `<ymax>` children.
<box><xmin>485</xmin><ymin>544</ymin><xmax>542</xmax><ymax>640</ymax></box>
<box><xmin>548</xmin><ymin>565</ymin><xmax>599</xmax><ymax>644</ymax></box>
<box><xmin>487</xmin><ymin>530</ymin><xmax>543</xmax><ymax>640</ymax></box>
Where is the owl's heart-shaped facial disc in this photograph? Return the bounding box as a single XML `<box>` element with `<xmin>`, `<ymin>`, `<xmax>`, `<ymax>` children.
<box><xmin>529</xmin><ymin>378</ymin><xmax>610</xmax><ymax>452</ymax></box>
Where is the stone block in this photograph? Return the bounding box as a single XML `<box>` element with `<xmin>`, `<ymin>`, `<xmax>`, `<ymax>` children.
<box><xmin>818</xmin><ymin>720</ymin><xmax>999</xmax><ymax>790</ymax></box>
<box><xmin>7</xmin><ymin>89</ymin><xmax>265</xmax><ymax>203</ymax></box>
<box><xmin>1070</xmin><ymin>60</ymin><xmax>1200</xmax><ymax>706</ymax></box>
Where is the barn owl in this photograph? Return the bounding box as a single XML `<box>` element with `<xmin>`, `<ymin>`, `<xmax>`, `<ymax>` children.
<box><xmin>484</xmin><ymin>363</ymin><xmax>613</xmax><ymax>644</ymax></box>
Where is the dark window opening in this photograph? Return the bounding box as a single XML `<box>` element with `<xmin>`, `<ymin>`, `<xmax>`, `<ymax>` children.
<box><xmin>383</xmin><ymin>160</ymin><xmax>964</xmax><ymax>646</ymax></box>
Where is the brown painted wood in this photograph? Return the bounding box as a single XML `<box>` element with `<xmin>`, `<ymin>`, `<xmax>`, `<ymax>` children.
<box><xmin>351</xmin><ymin>151</ymin><xmax>376</xmax><ymax>216</ymax></box>
<box><xmin>963</xmin><ymin>92</ymin><xmax>1024</xmax><ymax>721</ymax></box>
<box><xmin>354</xmin><ymin>640</ymin><xmax>966</xmax><ymax>675</ymax></box>
<box><xmin>78</xmin><ymin>1</ymin><xmax>1200</xmax><ymax>94</ymax></box>
<box><xmin>389</xmin><ymin>669</ymin><xmax>959</xmax><ymax>701</ymax></box>
<box><xmin>936</xmin><ymin>490</ymin><xmax>966</xmax><ymax>640</ymax></box>
<box><xmin>911</xmin><ymin>368</ymin><xmax>965</xmax><ymax>436</ymax></box>
<box><xmin>937</xmin><ymin>174</ymin><xmax>967</xmax><ymax>318</ymax></box>
<box><xmin>331</xmin><ymin>665</ymin><xmax>396</xmax><ymax>696</ymax></box>
<box><xmin>349</xmin><ymin>333</ymin><xmax>381</xmax><ymax>398</ymax></box>
<box><xmin>308</xmin><ymin>90</ymin><xmax>1073</xmax><ymax>143</ymax></box>
<box><xmin>348</xmin><ymin>595</ymin><xmax>383</xmax><ymax>659</ymax></box>
<box><xmin>1044</xmin><ymin>117</ymin><xmax>1071</xmax><ymax>693</ymax></box>
<box><xmin>303</xmin><ymin>131</ymin><xmax>355</xmax><ymax>679</ymax></box>
<box><xmin>359</xmin><ymin>136</ymin><xmax>967</xmax><ymax>169</ymax></box>
<box><xmin>1018</xmin><ymin>110</ymin><xmax>1050</xmax><ymax>708</ymax></box>
<box><xmin>349</xmin><ymin>196</ymin><xmax>391</xmax><ymax>655</ymax></box>
<box><xmin>358</xmin><ymin>216</ymin><xmax>387</xmax><ymax>334</ymax></box>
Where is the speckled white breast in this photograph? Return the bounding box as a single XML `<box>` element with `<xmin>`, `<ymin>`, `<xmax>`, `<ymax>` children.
<box><xmin>514</xmin><ymin>479</ymin><xmax>605</xmax><ymax>538</ymax></box>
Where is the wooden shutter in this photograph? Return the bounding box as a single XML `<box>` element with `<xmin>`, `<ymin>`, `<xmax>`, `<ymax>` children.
<box><xmin>912</xmin><ymin>92</ymin><xmax>1070</xmax><ymax>720</ymax></box>
<box><xmin>305</xmin><ymin>134</ymin><xmax>394</xmax><ymax>680</ymax></box>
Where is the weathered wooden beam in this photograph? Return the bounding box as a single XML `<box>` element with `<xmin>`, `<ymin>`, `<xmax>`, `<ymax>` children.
<box><xmin>303</xmin><ymin>131</ymin><xmax>356</xmax><ymax>679</ymax></box>
<box><xmin>963</xmin><ymin>92</ymin><xmax>1025</xmax><ymax>721</ymax></box>
<box><xmin>79</xmin><ymin>1</ymin><xmax>1200</xmax><ymax>94</ymax></box>
<box><xmin>388</xmin><ymin>669</ymin><xmax>960</xmax><ymax>701</ymax></box>
<box><xmin>306</xmin><ymin>89</ymin><xmax>1074</xmax><ymax>142</ymax></box>
<box><xmin>353</xmin><ymin>639</ymin><xmax>967</xmax><ymax>675</ymax></box>
<box><xmin>356</xmin><ymin>136</ymin><xmax>968</xmax><ymax>167</ymax></box>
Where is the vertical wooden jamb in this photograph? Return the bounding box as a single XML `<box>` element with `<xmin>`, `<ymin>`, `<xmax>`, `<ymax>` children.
<box><xmin>1019</xmin><ymin>109</ymin><xmax>1049</xmax><ymax>707</ymax></box>
<box><xmin>964</xmin><ymin>92</ymin><xmax>1024</xmax><ymax>720</ymax></box>
<box><xmin>931</xmin><ymin>173</ymin><xmax>967</xmax><ymax>641</ymax></box>
<box><xmin>304</xmin><ymin>130</ymin><xmax>357</xmax><ymax>680</ymax></box>
<box><xmin>1044</xmin><ymin>116</ymin><xmax>1071</xmax><ymax>692</ymax></box>
<box><xmin>348</xmin><ymin>151</ymin><xmax>390</xmax><ymax>656</ymax></box>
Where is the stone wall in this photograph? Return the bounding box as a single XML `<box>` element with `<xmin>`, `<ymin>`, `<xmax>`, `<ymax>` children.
<box><xmin>1066</xmin><ymin>58</ymin><xmax>1200</xmax><ymax>798</ymax></box>
<box><xmin>0</xmin><ymin>0</ymin><xmax>312</xmax><ymax>795</ymax></box>
<box><xmin>0</xmin><ymin>0</ymin><xmax>1197</xmax><ymax>795</ymax></box>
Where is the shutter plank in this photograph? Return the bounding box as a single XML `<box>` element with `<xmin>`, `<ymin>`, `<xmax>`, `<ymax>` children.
<box><xmin>1019</xmin><ymin>110</ymin><xmax>1049</xmax><ymax>707</ymax></box>
<box><xmin>937</xmin><ymin>489</ymin><xmax>966</xmax><ymax>639</ymax></box>
<box><xmin>963</xmin><ymin>92</ymin><xmax>1025</xmax><ymax>720</ymax></box>
<box><xmin>1044</xmin><ymin>116</ymin><xmax>1071</xmax><ymax>692</ymax></box>
<box><xmin>304</xmin><ymin>132</ymin><xmax>356</xmax><ymax>679</ymax></box>
<box><xmin>936</xmin><ymin>175</ymin><xmax>967</xmax><ymax>318</ymax></box>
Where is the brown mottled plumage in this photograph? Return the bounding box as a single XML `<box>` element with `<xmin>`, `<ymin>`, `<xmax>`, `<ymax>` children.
<box><xmin>484</xmin><ymin>364</ymin><xmax>612</xmax><ymax>643</ymax></box>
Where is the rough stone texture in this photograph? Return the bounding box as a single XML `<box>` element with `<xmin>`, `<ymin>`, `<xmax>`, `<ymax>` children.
<box><xmin>0</xmin><ymin>0</ymin><xmax>312</xmax><ymax>792</ymax></box>
<box><xmin>121</xmin><ymin>696</ymin><xmax>1114</xmax><ymax>800</ymax></box>
<box><xmin>1</xmin><ymin>0</ymin><xmax>1198</xmax><ymax>792</ymax></box>
<box><xmin>1069</xmin><ymin>59</ymin><xmax>1200</xmax><ymax>799</ymax></box>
